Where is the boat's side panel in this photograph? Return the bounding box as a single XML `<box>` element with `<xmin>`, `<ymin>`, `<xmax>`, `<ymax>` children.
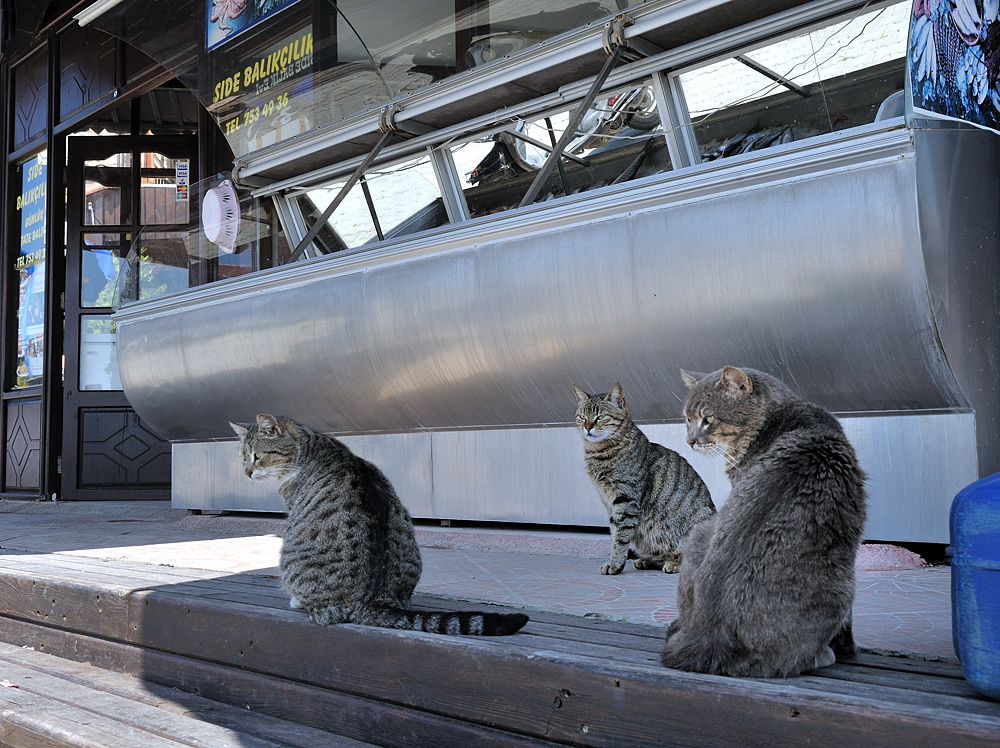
<box><xmin>117</xmin><ymin>146</ymin><xmax>963</xmax><ymax>442</ymax></box>
<box><xmin>173</xmin><ymin>411</ymin><xmax>977</xmax><ymax>543</ymax></box>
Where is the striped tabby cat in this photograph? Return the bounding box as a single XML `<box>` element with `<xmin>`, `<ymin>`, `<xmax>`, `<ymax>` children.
<box><xmin>573</xmin><ymin>383</ymin><xmax>715</xmax><ymax>575</ymax></box>
<box><xmin>230</xmin><ymin>414</ymin><xmax>528</xmax><ymax>636</ymax></box>
<box><xmin>661</xmin><ymin>366</ymin><xmax>867</xmax><ymax>677</ymax></box>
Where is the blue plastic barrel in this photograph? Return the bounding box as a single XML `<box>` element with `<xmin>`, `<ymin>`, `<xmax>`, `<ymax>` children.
<box><xmin>950</xmin><ymin>471</ymin><xmax>1000</xmax><ymax>700</ymax></box>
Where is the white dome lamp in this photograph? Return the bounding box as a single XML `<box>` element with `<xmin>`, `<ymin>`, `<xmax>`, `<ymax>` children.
<box><xmin>202</xmin><ymin>179</ymin><xmax>240</xmax><ymax>253</ymax></box>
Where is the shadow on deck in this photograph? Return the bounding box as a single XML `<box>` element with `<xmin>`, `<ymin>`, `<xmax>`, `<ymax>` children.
<box><xmin>0</xmin><ymin>550</ymin><xmax>997</xmax><ymax>747</ymax></box>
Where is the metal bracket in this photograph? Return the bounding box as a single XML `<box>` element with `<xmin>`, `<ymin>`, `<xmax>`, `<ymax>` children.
<box><xmin>378</xmin><ymin>103</ymin><xmax>403</xmax><ymax>134</ymax></box>
<box><xmin>602</xmin><ymin>13</ymin><xmax>643</xmax><ymax>63</ymax></box>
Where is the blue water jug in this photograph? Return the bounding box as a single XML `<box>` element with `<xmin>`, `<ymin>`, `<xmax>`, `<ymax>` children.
<box><xmin>950</xmin><ymin>471</ymin><xmax>1000</xmax><ymax>700</ymax></box>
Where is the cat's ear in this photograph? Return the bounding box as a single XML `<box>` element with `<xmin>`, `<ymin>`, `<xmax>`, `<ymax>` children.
<box><xmin>606</xmin><ymin>382</ymin><xmax>626</xmax><ymax>408</ymax></box>
<box><xmin>718</xmin><ymin>366</ymin><xmax>753</xmax><ymax>398</ymax></box>
<box><xmin>572</xmin><ymin>385</ymin><xmax>590</xmax><ymax>404</ymax></box>
<box><xmin>229</xmin><ymin>421</ymin><xmax>250</xmax><ymax>437</ymax></box>
<box><xmin>680</xmin><ymin>370</ymin><xmax>702</xmax><ymax>389</ymax></box>
<box><xmin>256</xmin><ymin>413</ymin><xmax>283</xmax><ymax>436</ymax></box>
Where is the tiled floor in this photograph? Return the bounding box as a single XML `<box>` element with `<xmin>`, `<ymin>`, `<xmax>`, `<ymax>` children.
<box><xmin>0</xmin><ymin>499</ymin><xmax>956</xmax><ymax>661</ymax></box>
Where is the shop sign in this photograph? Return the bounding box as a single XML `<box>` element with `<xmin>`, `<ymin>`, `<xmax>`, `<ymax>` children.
<box><xmin>208</xmin><ymin>24</ymin><xmax>314</xmax><ymax>155</ymax></box>
<box><xmin>16</xmin><ymin>157</ymin><xmax>46</xmax><ymax>269</ymax></box>
<box><xmin>16</xmin><ymin>154</ymin><xmax>47</xmax><ymax>385</ymax></box>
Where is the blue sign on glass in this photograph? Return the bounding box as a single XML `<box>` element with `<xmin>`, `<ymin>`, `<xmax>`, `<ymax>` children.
<box><xmin>207</xmin><ymin>0</ymin><xmax>301</xmax><ymax>51</ymax></box>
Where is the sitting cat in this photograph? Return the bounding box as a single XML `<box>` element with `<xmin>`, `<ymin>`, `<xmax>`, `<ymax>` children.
<box><xmin>661</xmin><ymin>366</ymin><xmax>867</xmax><ymax>677</ymax></box>
<box><xmin>230</xmin><ymin>414</ymin><xmax>528</xmax><ymax>636</ymax></box>
<box><xmin>573</xmin><ymin>383</ymin><xmax>715</xmax><ymax>575</ymax></box>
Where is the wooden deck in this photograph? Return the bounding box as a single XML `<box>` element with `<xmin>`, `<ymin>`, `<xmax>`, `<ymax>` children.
<box><xmin>0</xmin><ymin>550</ymin><xmax>996</xmax><ymax>747</ymax></box>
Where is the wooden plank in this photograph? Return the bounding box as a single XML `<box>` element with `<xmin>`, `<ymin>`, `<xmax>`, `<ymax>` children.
<box><xmin>0</xmin><ymin>658</ymin><xmax>298</xmax><ymax>748</ymax></box>
<box><xmin>0</xmin><ymin>643</ymin><xmax>375</xmax><ymax>748</ymax></box>
<box><xmin>0</xmin><ymin>685</ymin><xmax>199</xmax><ymax>748</ymax></box>
<box><xmin>1</xmin><ymin>560</ymin><xmax>996</xmax><ymax>748</ymax></box>
<box><xmin>785</xmin><ymin>672</ymin><xmax>1000</xmax><ymax>720</ymax></box>
<box><xmin>852</xmin><ymin>650</ymin><xmax>965</xmax><ymax>679</ymax></box>
<box><xmin>413</xmin><ymin>593</ymin><xmax>665</xmax><ymax>638</ymax></box>
<box><xmin>0</xmin><ymin>615</ymin><xmax>557</xmax><ymax>748</ymax></box>
<box><xmin>811</xmin><ymin>661</ymin><xmax>984</xmax><ymax>699</ymax></box>
<box><xmin>127</xmin><ymin>591</ymin><xmax>1000</xmax><ymax>748</ymax></box>
<box><xmin>0</xmin><ymin>572</ymin><xmax>131</xmax><ymax>641</ymax></box>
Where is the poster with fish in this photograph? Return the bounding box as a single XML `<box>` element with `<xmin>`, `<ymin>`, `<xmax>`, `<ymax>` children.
<box><xmin>207</xmin><ymin>0</ymin><xmax>301</xmax><ymax>50</ymax></box>
<box><xmin>909</xmin><ymin>0</ymin><xmax>1000</xmax><ymax>133</ymax></box>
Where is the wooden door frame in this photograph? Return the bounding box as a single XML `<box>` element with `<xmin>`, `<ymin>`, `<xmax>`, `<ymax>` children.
<box><xmin>61</xmin><ymin>134</ymin><xmax>197</xmax><ymax>500</ymax></box>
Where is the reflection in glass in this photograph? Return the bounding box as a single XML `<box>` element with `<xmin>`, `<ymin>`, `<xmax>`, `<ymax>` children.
<box><xmin>80</xmin><ymin>316</ymin><xmax>122</xmax><ymax>391</ymax></box>
<box><xmin>81</xmin><ymin>233</ymin><xmax>126</xmax><ymax>308</ymax></box>
<box><xmin>134</xmin><ymin>232</ymin><xmax>192</xmax><ymax>301</ymax></box>
<box><xmin>93</xmin><ymin>0</ymin><xmax>633</xmax><ymax>160</ymax></box>
<box><xmin>84</xmin><ymin>152</ymin><xmax>131</xmax><ymax>226</ymax></box>
<box><xmin>677</xmin><ymin>1</ymin><xmax>908</xmax><ymax>162</ymax></box>
<box><xmin>141</xmin><ymin>152</ymin><xmax>191</xmax><ymax>225</ymax></box>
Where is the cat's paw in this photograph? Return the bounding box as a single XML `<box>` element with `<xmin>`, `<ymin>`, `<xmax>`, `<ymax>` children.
<box><xmin>289</xmin><ymin>596</ymin><xmax>302</xmax><ymax>610</ymax></box>
<box><xmin>813</xmin><ymin>646</ymin><xmax>836</xmax><ymax>669</ymax></box>
<box><xmin>661</xmin><ymin>560</ymin><xmax>681</xmax><ymax>573</ymax></box>
<box><xmin>601</xmin><ymin>561</ymin><xmax>624</xmax><ymax>575</ymax></box>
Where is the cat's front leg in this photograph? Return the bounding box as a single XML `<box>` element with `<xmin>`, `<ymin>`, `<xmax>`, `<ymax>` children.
<box><xmin>602</xmin><ymin>499</ymin><xmax>638</xmax><ymax>574</ymax></box>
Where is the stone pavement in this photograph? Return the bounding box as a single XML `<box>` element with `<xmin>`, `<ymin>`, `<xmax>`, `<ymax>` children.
<box><xmin>0</xmin><ymin>499</ymin><xmax>955</xmax><ymax>661</ymax></box>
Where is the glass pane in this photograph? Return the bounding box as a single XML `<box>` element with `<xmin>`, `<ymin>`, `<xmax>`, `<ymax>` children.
<box><xmin>93</xmin><ymin>0</ymin><xmax>639</xmax><ymax>161</ymax></box>
<box><xmin>81</xmin><ymin>233</ymin><xmax>127</xmax><ymax>308</ymax></box>
<box><xmin>113</xmin><ymin>176</ymin><xmax>285</xmax><ymax>306</ymax></box>
<box><xmin>677</xmin><ymin>1</ymin><xmax>908</xmax><ymax>163</ymax></box>
<box><xmin>13</xmin><ymin>152</ymin><xmax>47</xmax><ymax>389</ymax></box>
<box><xmin>85</xmin><ymin>152</ymin><xmax>132</xmax><ymax>226</ymax></box>
<box><xmin>293</xmin><ymin>152</ymin><xmax>447</xmax><ymax>255</ymax></box>
<box><xmin>141</xmin><ymin>152</ymin><xmax>191</xmax><ymax>225</ymax></box>
<box><xmin>458</xmin><ymin>79</ymin><xmax>669</xmax><ymax>218</ymax></box>
<box><xmin>80</xmin><ymin>316</ymin><xmax>122</xmax><ymax>391</ymax></box>
<box><xmin>134</xmin><ymin>232</ymin><xmax>192</xmax><ymax>300</ymax></box>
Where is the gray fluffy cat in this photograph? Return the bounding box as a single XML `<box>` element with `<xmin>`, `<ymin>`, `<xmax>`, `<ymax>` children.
<box><xmin>573</xmin><ymin>383</ymin><xmax>715</xmax><ymax>575</ymax></box>
<box><xmin>661</xmin><ymin>366</ymin><xmax>867</xmax><ymax>677</ymax></box>
<box><xmin>230</xmin><ymin>414</ymin><xmax>528</xmax><ymax>636</ymax></box>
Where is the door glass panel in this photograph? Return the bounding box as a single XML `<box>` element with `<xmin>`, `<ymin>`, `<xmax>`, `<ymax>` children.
<box><xmin>14</xmin><ymin>152</ymin><xmax>47</xmax><ymax>389</ymax></box>
<box><xmin>80</xmin><ymin>316</ymin><xmax>121</xmax><ymax>391</ymax></box>
<box><xmin>84</xmin><ymin>152</ymin><xmax>132</xmax><ymax>225</ymax></box>
<box><xmin>134</xmin><ymin>231</ymin><xmax>190</xmax><ymax>300</ymax></box>
<box><xmin>81</xmin><ymin>233</ymin><xmax>126</xmax><ymax>308</ymax></box>
<box><xmin>141</xmin><ymin>152</ymin><xmax>190</xmax><ymax>225</ymax></box>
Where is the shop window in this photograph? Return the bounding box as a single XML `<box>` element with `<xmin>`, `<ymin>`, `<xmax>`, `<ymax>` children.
<box><xmin>12</xmin><ymin>153</ymin><xmax>48</xmax><ymax>389</ymax></box>
<box><xmin>676</xmin><ymin>0</ymin><xmax>908</xmax><ymax>163</ymax></box>
<box><xmin>115</xmin><ymin>176</ymin><xmax>289</xmax><ymax>304</ymax></box>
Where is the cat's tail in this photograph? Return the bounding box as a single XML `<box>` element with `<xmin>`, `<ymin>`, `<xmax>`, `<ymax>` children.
<box><xmin>374</xmin><ymin>607</ymin><xmax>529</xmax><ymax>636</ymax></box>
